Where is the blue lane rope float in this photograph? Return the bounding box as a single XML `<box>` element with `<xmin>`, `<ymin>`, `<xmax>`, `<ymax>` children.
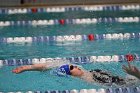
<box><xmin>0</xmin><ymin>17</ymin><xmax>139</xmax><ymax>27</ymax></box>
<box><xmin>0</xmin><ymin>86</ymin><xmax>140</xmax><ymax>93</ymax></box>
<box><xmin>0</xmin><ymin>54</ymin><xmax>139</xmax><ymax>67</ymax></box>
<box><xmin>0</xmin><ymin>32</ymin><xmax>140</xmax><ymax>44</ymax></box>
<box><xmin>0</xmin><ymin>4</ymin><xmax>139</xmax><ymax>14</ymax></box>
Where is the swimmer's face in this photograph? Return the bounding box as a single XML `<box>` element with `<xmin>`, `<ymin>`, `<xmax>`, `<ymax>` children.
<box><xmin>69</xmin><ymin>65</ymin><xmax>84</xmax><ymax>77</ymax></box>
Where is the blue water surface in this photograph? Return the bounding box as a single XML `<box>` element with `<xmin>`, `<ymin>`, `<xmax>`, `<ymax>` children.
<box><xmin>0</xmin><ymin>10</ymin><xmax>140</xmax><ymax>92</ymax></box>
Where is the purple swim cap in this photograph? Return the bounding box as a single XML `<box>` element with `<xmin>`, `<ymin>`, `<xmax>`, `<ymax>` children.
<box><xmin>59</xmin><ymin>64</ymin><xmax>71</xmax><ymax>75</ymax></box>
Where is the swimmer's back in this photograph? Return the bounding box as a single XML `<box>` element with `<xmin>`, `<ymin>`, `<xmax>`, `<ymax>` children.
<box><xmin>80</xmin><ymin>69</ymin><xmax>133</xmax><ymax>87</ymax></box>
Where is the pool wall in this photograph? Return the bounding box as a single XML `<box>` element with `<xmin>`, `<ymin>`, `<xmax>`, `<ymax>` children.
<box><xmin>0</xmin><ymin>0</ymin><xmax>140</xmax><ymax>7</ymax></box>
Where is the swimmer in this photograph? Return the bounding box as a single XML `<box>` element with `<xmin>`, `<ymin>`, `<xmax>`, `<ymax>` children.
<box><xmin>12</xmin><ymin>62</ymin><xmax>137</xmax><ymax>87</ymax></box>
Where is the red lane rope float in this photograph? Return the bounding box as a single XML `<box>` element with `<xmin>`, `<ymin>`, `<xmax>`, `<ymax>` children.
<box><xmin>88</xmin><ymin>34</ymin><xmax>95</xmax><ymax>41</ymax></box>
<box><xmin>125</xmin><ymin>54</ymin><xmax>134</xmax><ymax>62</ymax></box>
<box><xmin>59</xmin><ymin>19</ymin><xmax>65</xmax><ymax>25</ymax></box>
<box><xmin>31</xmin><ymin>8</ymin><xmax>38</xmax><ymax>13</ymax></box>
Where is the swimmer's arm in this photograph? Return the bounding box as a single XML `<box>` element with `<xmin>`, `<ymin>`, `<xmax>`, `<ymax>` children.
<box><xmin>29</xmin><ymin>63</ymin><xmax>49</xmax><ymax>70</ymax></box>
<box><xmin>12</xmin><ymin>63</ymin><xmax>49</xmax><ymax>74</ymax></box>
<box><xmin>122</xmin><ymin>63</ymin><xmax>140</xmax><ymax>79</ymax></box>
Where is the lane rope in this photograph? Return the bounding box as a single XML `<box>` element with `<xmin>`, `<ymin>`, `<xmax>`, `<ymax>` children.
<box><xmin>0</xmin><ymin>86</ymin><xmax>140</xmax><ymax>93</ymax></box>
<box><xmin>0</xmin><ymin>17</ymin><xmax>139</xmax><ymax>27</ymax></box>
<box><xmin>0</xmin><ymin>32</ymin><xmax>139</xmax><ymax>43</ymax></box>
<box><xmin>0</xmin><ymin>54</ymin><xmax>139</xmax><ymax>67</ymax></box>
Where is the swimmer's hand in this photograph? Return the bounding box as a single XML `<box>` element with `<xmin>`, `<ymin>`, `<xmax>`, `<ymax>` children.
<box><xmin>122</xmin><ymin>62</ymin><xmax>140</xmax><ymax>79</ymax></box>
<box><xmin>12</xmin><ymin>66</ymin><xmax>26</xmax><ymax>74</ymax></box>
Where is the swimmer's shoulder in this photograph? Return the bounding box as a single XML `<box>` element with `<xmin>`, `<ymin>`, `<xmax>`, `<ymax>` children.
<box><xmin>80</xmin><ymin>70</ymin><xmax>95</xmax><ymax>82</ymax></box>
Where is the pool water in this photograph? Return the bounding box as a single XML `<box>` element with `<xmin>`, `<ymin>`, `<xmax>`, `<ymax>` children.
<box><xmin>0</xmin><ymin>9</ymin><xmax>140</xmax><ymax>92</ymax></box>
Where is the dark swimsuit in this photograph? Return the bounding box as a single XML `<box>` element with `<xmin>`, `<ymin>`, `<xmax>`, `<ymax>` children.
<box><xmin>90</xmin><ymin>69</ymin><xmax>126</xmax><ymax>85</ymax></box>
